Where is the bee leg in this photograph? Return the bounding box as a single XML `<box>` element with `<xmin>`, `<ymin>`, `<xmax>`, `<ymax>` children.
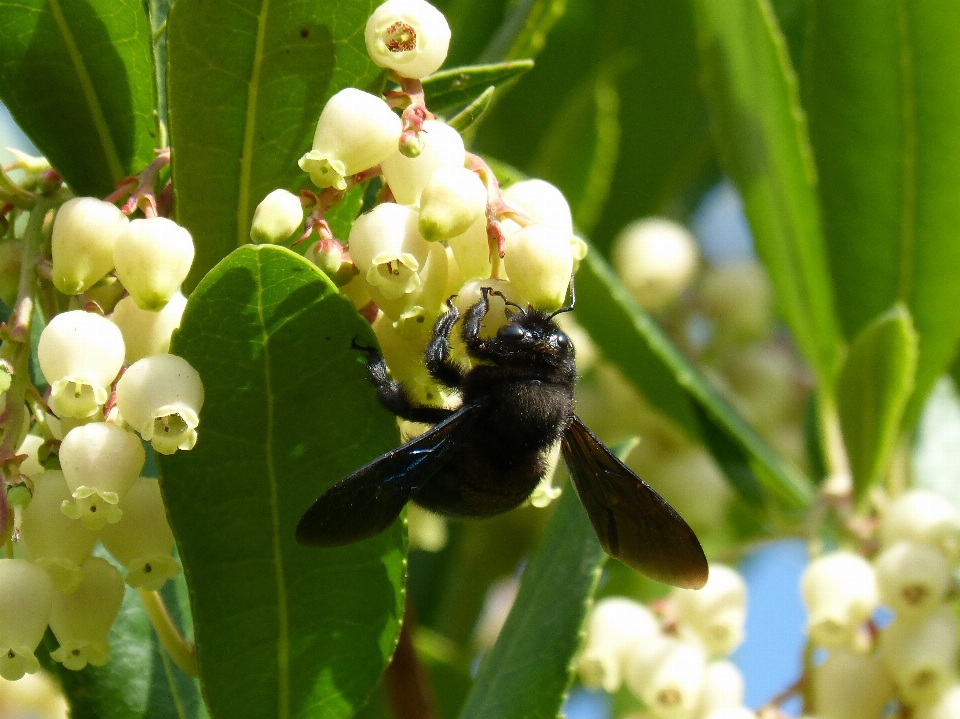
<box><xmin>424</xmin><ymin>297</ymin><xmax>467</xmax><ymax>390</ymax></box>
<box><xmin>352</xmin><ymin>340</ymin><xmax>456</xmax><ymax>424</ymax></box>
<box><xmin>461</xmin><ymin>286</ymin><xmax>499</xmax><ymax>360</ymax></box>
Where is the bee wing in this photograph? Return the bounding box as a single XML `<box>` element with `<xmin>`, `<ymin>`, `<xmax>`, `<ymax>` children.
<box><xmin>296</xmin><ymin>403</ymin><xmax>483</xmax><ymax>547</ymax></box>
<box><xmin>561</xmin><ymin>415</ymin><xmax>708</xmax><ymax>589</ymax></box>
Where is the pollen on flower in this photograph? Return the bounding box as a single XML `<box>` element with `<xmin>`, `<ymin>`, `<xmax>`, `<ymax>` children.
<box><xmin>385</xmin><ymin>21</ymin><xmax>417</xmax><ymax>52</ymax></box>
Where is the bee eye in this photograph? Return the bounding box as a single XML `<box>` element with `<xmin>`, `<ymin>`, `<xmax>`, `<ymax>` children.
<box><xmin>499</xmin><ymin>323</ymin><xmax>526</xmax><ymax>341</ymax></box>
<box><xmin>556</xmin><ymin>334</ymin><xmax>569</xmax><ymax>350</ymax></box>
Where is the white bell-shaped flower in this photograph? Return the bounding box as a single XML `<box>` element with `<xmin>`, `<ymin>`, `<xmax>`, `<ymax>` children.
<box><xmin>45</xmin><ymin>407</ymin><xmax>103</xmax><ymax>442</ymax></box>
<box><xmin>577</xmin><ymin>597</ymin><xmax>660</xmax><ymax>692</ymax></box>
<box><xmin>801</xmin><ymin>551</ymin><xmax>879</xmax><ymax>649</ymax></box>
<box><xmin>880</xmin><ymin>490</ymin><xmax>960</xmax><ymax>564</ymax></box>
<box><xmin>51</xmin><ymin>197</ymin><xmax>129</xmax><ymax>296</ymax></box>
<box><xmin>500</xmin><ymin>179</ymin><xmax>573</xmax><ymax>238</ymax></box>
<box><xmin>59</xmin><ymin>422</ymin><xmax>145</xmax><ymax>529</ymax></box>
<box><xmin>349</xmin><ymin>203</ymin><xmax>431</xmax><ymax>302</ymax></box>
<box><xmin>917</xmin><ymin>684</ymin><xmax>960</xmax><ymax>719</ymax></box>
<box><xmin>448</xmin><ymin>216</ymin><xmax>492</xmax><ymax>282</ymax></box>
<box><xmin>114</xmin><ymin>217</ymin><xmax>195</xmax><ymax>311</ymax></box>
<box><xmin>365</xmin><ymin>0</ymin><xmax>451</xmax><ymax>79</ymax></box>
<box><xmin>371</xmin><ymin>241</ymin><xmax>448</xmax><ymax>321</ymax></box>
<box><xmin>612</xmin><ymin>218</ymin><xmax>700</xmax><ymax>311</ymax></box>
<box><xmin>673</xmin><ymin>563</ymin><xmax>747</xmax><ymax>656</ymax></box>
<box><xmin>880</xmin><ymin>605</ymin><xmax>959</xmax><ymax>706</ymax></box>
<box><xmin>101</xmin><ymin>477</ymin><xmax>181</xmax><ymax>590</ymax></box>
<box><xmin>624</xmin><ymin>637</ymin><xmax>707</xmax><ymax>719</ymax></box>
<box><xmin>19</xmin><ymin>470</ymin><xmax>100</xmax><ymax>593</ymax></box>
<box><xmin>250</xmin><ymin>189</ymin><xmax>303</xmax><ymax>244</ymax></box>
<box><xmin>381</xmin><ymin>120</ymin><xmax>465</xmax><ymax>206</ymax></box>
<box><xmin>111</xmin><ymin>290</ymin><xmax>187</xmax><ymax>364</ymax></box>
<box><xmin>502</xmin><ymin>223</ymin><xmax>574</xmax><ymax>311</ymax></box>
<box><xmin>418</xmin><ymin>166</ymin><xmax>487</xmax><ymax>242</ymax></box>
<box><xmin>699</xmin><ymin>261</ymin><xmax>774</xmax><ymax>342</ymax></box>
<box><xmin>299</xmin><ymin>88</ymin><xmax>402</xmax><ymax>190</ymax></box>
<box><xmin>115</xmin><ymin>354</ymin><xmax>204</xmax><ymax>455</ymax></box>
<box><xmin>49</xmin><ymin>557</ymin><xmax>124</xmax><ymax>671</ymax></box>
<box><xmin>812</xmin><ymin>649</ymin><xmax>894</xmax><ymax>719</ymax></box>
<box><xmin>38</xmin><ymin>310</ymin><xmax>125</xmax><ymax>419</ymax></box>
<box><xmin>16</xmin><ymin>434</ymin><xmax>46</xmax><ymax>478</ymax></box>
<box><xmin>0</xmin><ymin>559</ymin><xmax>53</xmax><ymax>681</ymax></box>
<box><xmin>875</xmin><ymin>540</ymin><xmax>951</xmax><ymax>619</ymax></box>
<box><xmin>697</xmin><ymin>660</ymin><xmax>745</xmax><ymax>716</ymax></box>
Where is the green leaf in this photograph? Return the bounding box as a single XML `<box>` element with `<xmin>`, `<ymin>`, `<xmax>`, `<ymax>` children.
<box><xmin>42</xmin><ymin>561</ymin><xmax>207</xmax><ymax>719</ymax></box>
<box><xmin>421</xmin><ymin>61</ymin><xmax>534</xmax><ymax>115</ymax></box>
<box><xmin>158</xmin><ymin>245</ymin><xmax>405</xmax><ymax>719</ymax></box>
<box><xmin>457</xmin><ymin>481</ymin><xmax>606</xmax><ymax>719</ymax></box>
<box><xmin>576</xmin><ymin>251</ymin><xmax>814</xmax><ymax>511</ymax></box>
<box><xmin>448</xmin><ymin>87</ymin><xmax>495</xmax><ymax>133</ymax></box>
<box><xmin>479</xmin><ymin>0</ymin><xmax>567</xmax><ymax>62</ymax></box>
<box><xmin>837</xmin><ymin>305</ymin><xmax>918</xmax><ymax>501</ymax></box>
<box><xmin>166</xmin><ymin>0</ymin><xmax>382</xmax><ymax>289</ymax></box>
<box><xmin>804</xmin><ymin>0</ymin><xmax>960</xmax><ymax>426</ymax></box>
<box><xmin>0</xmin><ymin>0</ymin><xmax>158</xmax><ymax>196</ymax></box>
<box><xmin>694</xmin><ymin>0</ymin><xmax>841</xmax><ymax>387</ymax></box>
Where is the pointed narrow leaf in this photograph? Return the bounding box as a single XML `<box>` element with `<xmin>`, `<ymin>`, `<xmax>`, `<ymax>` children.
<box><xmin>805</xmin><ymin>1</ymin><xmax>960</xmax><ymax>426</ymax></box>
<box><xmin>166</xmin><ymin>0</ymin><xmax>381</xmax><ymax>288</ymax></box>
<box><xmin>479</xmin><ymin>0</ymin><xmax>566</xmax><ymax>62</ymax></box>
<box><xmin>0</xmin><ymin>0</ymin><xmax>157</xmax><ymax>195</ymax></box>
<box><xmin>448</xmin><ymin>87</ymin><xmax>495</xmax><ymax>133</ymax></box>
<box><xmin>695</xmin><ymin>0</ymin><xmax>841</xmax><ymax>386</ymax></box>
<box><xmin>576</xmin><ymin>251</ymin><xmax>813</xmax><ymax>511</ymax></box>
<box><xmin>458</xmin><ymin>481</ymin><xmax>606</xmax><ymax>719</ymax></box>
<box><xmin>421</xmin><ymin>61</ymin><xmax>534</xmax><ymax>114</ymax></box>
<box><xmin>837</xmin><ymin>305</ymin><xmax>917</xmax><ymax>501</ymax></box>
<box><xmin>158</xmin><ymin>245</ymin><xmax>405</xmax><ymax>719</ymax></box>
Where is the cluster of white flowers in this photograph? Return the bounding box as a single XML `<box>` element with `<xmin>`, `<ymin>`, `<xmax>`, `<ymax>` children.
<box><xmin>0</xmin><ymin>194</ymin><xmax>205</xmax><ymax>682</ymax></box>
<box><xmin>800</xmin><ymin>489</ymin><xmax>960</xmax><ymax>718</ymax></box>
<box><xmin>576</xmin><ymin>564</ymin><xmax>753</xmax><ymax>719</ymax></box>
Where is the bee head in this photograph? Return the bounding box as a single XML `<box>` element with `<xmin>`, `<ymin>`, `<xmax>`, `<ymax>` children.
<box><xmin>492</xmin><ymin>303</ymin><xmax>575</xmax><ymax>370</ymax></box>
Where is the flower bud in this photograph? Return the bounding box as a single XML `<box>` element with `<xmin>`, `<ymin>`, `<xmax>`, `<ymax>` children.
<box><xmin>115</xmin><ymin>354</ymin><xmax>204</xmax><ymax>454</ymax></box>
<box><xmin>880</xmin><ymin>605</ymin><xmax>958</xmax><ymax>706</ymax></box>
<box><xmin>875</xmin><ymin>541</ymin><xmax>951</xmax><ymax>619</ymax></box>
<box><xmin>59</xmin><ymin>422</ymin><xmax>145</xmax><ymax>529</ymax></box>
<box><xmin>673</xmin><ymin>564</ymin><xmax>747</xmax><ymax>656</ymax></box>
<box><xmin>51</xmin><ymin>197</ymin><xmax>129</xmax><ymax>295</ymax></box>
<box><xmin>612</xmin><ymin>218</ymin><xmax>699</xmax><ymax>311</ymax></box>
<box><xmin>299</xmin><ymin>88</ymin><xmax>402</xmax><ymax>190</ymax></box>
<box><xmin>101</xmin><ymin>477</ymin><xmax>181</xmax><ymax>590</ymax></box>
<box><xmin>800</xmin><ymin>551</ymin><xmax>879</xmax><ymax>649</ymax></box>
<box><xmin>577</xmin><ymin>598</ymin><xmax>660</xmax><ymax>692</ymax></box>
<box><xmin>19</xmin><ymin>470</ymin><xmax>100</xmax><ymax>593</ymax></box>
<box><xmin>0</xmin><ymin>559</ymin><xmax>53</xmax><ymax>681</ymax></box>
<box><xmin>250</xmin><ymin>189</ymin><xmax>303</xmax><ymax>244</ymax></box>
<box><xmin>699</xmin><ymin>261</ymin><xmax>774</xmax><ymax>342</ymax></box>
<box><xmin>880</xmin><ymin>490</ymin><xmax>960</xmax><ymax>564</ymax></box>
<box><xmin>381</xmin><ymin>120</ymin><xmax>465</xmax><ymax>206</ymax></box>
<box><xmin>697</xmin><ymin>660</ymin><xmax>745</xmax><ymax>715</ymax></box>
<box><xmin>812</xmin><ymin>649</ymin><xmax>893</xmax><ymax>719</ymax></box>
<box><xmin>448</xmin><ymin>217</ymin><xmax>492</xmax><ymax>282</ymax></box>
<box><xmin>38</xmin><ymin>310</ymin><xmax>125</xmax><ymax>418</ymax></box>
<box><xmin>16</xmin><ymin>434</ymin><xmax>46</xmax><ymax>478</ymax></box>
<box><xmin>917</xmin><ymin>684</ymin><xmax>960</xmax><ymax>719</ymax></box>
<box><xmin>502</xmin><ymin>224</ymin><xmax>573</xmax><ymax>311</ymax></box>
<box><xmin>349</xmin><ymin>203</ymin><xmax>430</xmax><ymax>301</ymax></box>
<box><xmin>624</xmin><ymin>637</ymin><xmax>706</xmax><ymax>718</ymax></box>
<box><xmin>418</xmin><ymin>167</ymin><xmax>487</xmax><ymax>241</ymax></box>
<box><xmin>49</xmin><ymin>557</ymin><xmax>124</xmax><ymax>671</ymax></box>
<box><xmin>111</xmin><ymin>290</ymin><xmax>187</xmax><ymax>364</ymax></box>
<box><xmin>501</xmin><ymin>179</ymin><xmax>573</xmax><ymax>239</ymax></box>
<box><xmin>365</xmin><ymin>0</ymin><xmax>451</xmax><ymax>79</ymax></box>
<box><xmin>114</xmin><ymin>217</ymin><xmax>194</xmax><ymax>311</ymax></box>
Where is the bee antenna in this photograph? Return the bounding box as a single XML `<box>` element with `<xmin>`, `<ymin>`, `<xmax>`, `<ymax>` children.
<box><xmin>548</xmin><ymin>275</ymin><xmax>576</xmax><ymax>319</ymax></box>
<box><xmin>487</xmin><ymin>288</ymin><xmax>525</xmax><ymax>313</ymax></box>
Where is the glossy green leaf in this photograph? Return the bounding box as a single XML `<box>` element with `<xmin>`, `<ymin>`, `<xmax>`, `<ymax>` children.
<box><xmin>421</xmin><ymin>61</ymin><xmax>534</xmax><ymax>114</ymax></box>
<box><xmin>837</xmin><ymin>306</ymin><xmax>917</xmax><ymax>501</ymax></box>
<box><xmin>166</xmin><ymin>0</ymin><xmax>382</xmax><ymax>289</ymax></box>
<box><xmin>448</xmin><ymin>87</ymin><xmax>495</xmax><ymax>133</ymax></box>
<box><xmin>695</xmin><ymin>0</ymin><xmax>841</xmax><ymax>387</ymax></box>
<box><xmin>458</xmin><ymin>480</ymin><xmax>606</xmax><ymax>719</ymax></box>
<box><xmin>42</xmin><ymin>558</ymin><xmax>207</xmax><ymax>719</ymax></box>
<box><xmin>576</xmin><ymin>251</ymin><xmax>814</xmax><ymax>511</ymax></box>
<box><xmin>479</xmin><ymin>0</ymin><xmax>566</xmax><ymax>61</ymax></box>
<box><xmin>158</xmin><ymin>245</ymin><xmax>405</xmax><ymax>719</ymax></box>
<box><xmin>0</xmin><ymin>0</ymin><xmax>158</xmax><ymax>196</ymax></box>
<box><xmin>805</xmin><ymin>0</ymin><xmax>960</xmax><ymax>426</ymax></box>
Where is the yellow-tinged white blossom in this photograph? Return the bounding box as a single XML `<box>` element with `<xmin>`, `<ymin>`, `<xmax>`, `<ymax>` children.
<box><xmin>51</xmin><ymin>197</ymin><xmax>129</xmax><ymax>296</ymax></box>
<box><xmin>250</xmin><ymin>189</ymin><xmax>303</xmax><ymax>243</ymax></box>
<box><xmin>624</xmin><ymin>637</ymin><xmax>707</xmax><ymax>719</ymax></box>
<box><xmin>917</xmin><ymin>684</ymin><xmax>960</xmax><ymax>719</ymax></box>
<box><xmin>502</xmin><ymin>224</ymin><xmax>574</xmax><ymax>312</ymax></box>
<box><xmin>673</xmin><ymin>563</ymin><xmax>747</xmax><ymax>656</ymax></box>
<box><xmin>812</xmin><ymin>648</ymin><xmax>894</xmax><ymax>719</ymax></box>
<box><xmin>381</xmin><ymin>120</ymin><xmax>465</xmax><ymax>206</ymax></box>
<box><xmin>875</xmin><ymin>540</ymin><xmax>951</xmax><ymax>619</ymax></box>
<box><xmin>349</xmin><ymin>203</ymin><xmax>430</xmax><ymax>302</ymax></box>
<box><xmin>801</xmin><ymin>551</ymin><xmax>878</xmax><ymax>649</ymax></box>
<box><xmin>577</xmin><ymin>597</ymin><xmax>660</xmax><ymax>692</ymax></box>
<box><xmin>612</xmin><ymin>218</ymin><xmax>699</xmax><ymax>311</ymax></box>
<box><xmin>114</xmin><ymin>217</ymin><xmax>194</xmax><ymax>311</ymax></box>
<box><xmin>880</xmin><ymin>490</ymin><xmax>960</xmax><ymax>564</ymax></box>
<box><xmin>879</xmin><ymin>605</ymin><xmax>959</xmax><ymax>706</ymax></box>
<box><xmin>697</xmin><ymin>660</ymin><xmax>745</xmax><ymax>716</ymax></box>
<box><xmin>0</xmin><ymin>559</ymin><xmax>53</xmax><ymax>681</ymax></box>
<box><xmin>111</xmin><ymin>290</ymin><xmax>186</xmax><ymax>364</ymax></box>
<box><xmin>418</xmin><ymin>166</ymin><xmax>487</xmax><ymax>242</ymax></box>
<box><xmin>365</xmin><ymin>0</ymin><xmax>451</xmax><ymax>79</ymax></box>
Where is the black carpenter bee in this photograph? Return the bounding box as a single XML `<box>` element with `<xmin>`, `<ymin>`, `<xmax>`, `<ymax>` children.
<box><xmin>297</xmin><ymin>285</ymin><xmax>708</xmax><ymax>589</ymax></box>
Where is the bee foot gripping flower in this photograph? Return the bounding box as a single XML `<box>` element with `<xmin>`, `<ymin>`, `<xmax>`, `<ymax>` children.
<box><xmin>365</xmin><ymin>0</ymin><xmax>451</xmax><ymax>79</ymax></box>
<box><xmin>115</xmin><ymin>353</ymin><xmax>205</xmax><ymax>455</ymax></box>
